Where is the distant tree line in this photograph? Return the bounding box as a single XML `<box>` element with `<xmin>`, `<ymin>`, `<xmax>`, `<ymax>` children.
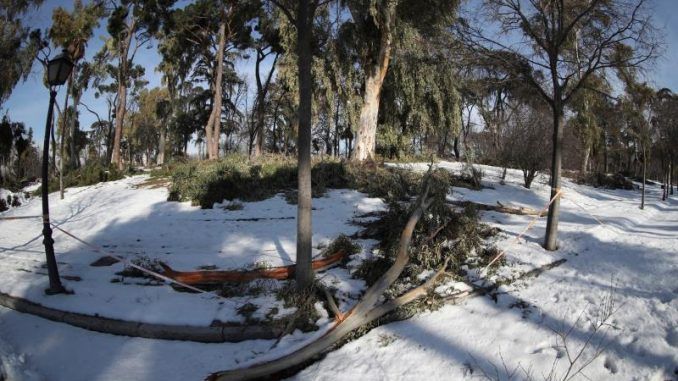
<box><xmin>1</xmin><ymin>0</ymin><xmax>674</xmax><ymax>286</ymax></box>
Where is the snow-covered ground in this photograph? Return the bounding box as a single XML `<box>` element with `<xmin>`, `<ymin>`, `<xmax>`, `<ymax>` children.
<box><xmin>0</xmin><ymin>176</ymin><xmax>384</xmax><ymax>325</ymax></box>
<box><xmin>0</xmin><ymin>163</ymin><xmax>676</xmax><ymax>381</ymax></box>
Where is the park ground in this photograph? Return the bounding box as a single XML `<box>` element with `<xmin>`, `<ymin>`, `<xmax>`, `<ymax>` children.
<box><xmin>0</xmin><ymin>162</ymin><xmax>676</xmax><ymax>381</ymax></box>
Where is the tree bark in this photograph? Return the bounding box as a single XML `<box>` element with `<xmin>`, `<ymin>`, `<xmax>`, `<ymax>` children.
<box><xmin>252</xmin><ymin>51</ymin><xmax>278</xmax><ymax>158</ymax></box>
<box><xmin>670</xmin><ymin>160</ymin><xmax>674</xmax><ymax>195</ymax></box>
<box><xmin>295</xmin><ymin>0</ymin><xmax>314</xmax><ymax>290</ymax></box>
<box><xmin>158</xmin><ymin>120</ymin><xmax>166</xmax><ymax>166</ymax></box>
<box><xmin>581</xmin><ymin>145</ymin><xmax>590</xmax><ymax>174</ymax></box>
<box><xmin>641</xmin><ymin>146</ymin><xmax>646</xmax><ymax>209</ymax></box>
<box><xmin>207</xmin><ymin>20</ymin><xmax>227</xmax><ymax>160</ymax></box>
<box><xmin>453</xmin><ymin>136</ymin><xmax>460</xmax><ymax>160</ymax></box>
<box><xmin>59</xmin><ymin>74</ymin><xmax>73</xmax><ymax>199</ymax></box>
<box><xmin>544</xmin><ymin>101</ymin><xmax>564</xmax><ymax>251</ymax></box>
<box><xmin>111</xmin><ymin>17</ymin><xmax>136</xmax><ymax>171</ymax></box>
<box><xmin>352</xmin><ymin>2</ymin><xmax>395</xmax><ymax>162</ymax></box>
<box><xmin>70</xmin><ymin>92</ymin><xmax>81</xmax><ymax>170</ymax></box>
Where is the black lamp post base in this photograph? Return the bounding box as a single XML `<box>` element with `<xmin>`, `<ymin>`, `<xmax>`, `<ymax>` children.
<box><xmin>44</xmin><ymin>285</ymin><xmax>71</xmax><ymax>295</ymax></box>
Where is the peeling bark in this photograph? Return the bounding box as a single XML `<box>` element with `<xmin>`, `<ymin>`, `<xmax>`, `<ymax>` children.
<box><xmin>352</xmin><ymin>2</ymin><xmax>395</xmax><ymax>162</ymax></box>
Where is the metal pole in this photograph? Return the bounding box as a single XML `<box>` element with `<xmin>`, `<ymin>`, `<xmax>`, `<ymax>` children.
<box><xmin>42</xmin><ymin>89</ymin><xmax>66</xmax><ymax>295</ymax></box>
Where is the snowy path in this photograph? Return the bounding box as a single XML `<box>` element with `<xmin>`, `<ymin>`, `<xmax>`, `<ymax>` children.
<box><xmin>0</xmin><ymin>164</ymin><xmax>676</xmax><ymax>380</ymax></box>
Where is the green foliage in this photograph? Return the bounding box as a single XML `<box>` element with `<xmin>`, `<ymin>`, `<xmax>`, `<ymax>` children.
<box><xmin>165</xmin><ymin>155</ymin><xmax>344</xmax><ymax>208</ymax></box>
<box><xmin>0</xmin><ymin>0</ymin><xmax>43</xmax><ymax>107</ymax></box>
<box><xmin>275</xmin><ymin>280</ymin><xmax>322</xmax><ymax>332</ymax></box>
<box><xmin>576</xmin><ymin>172</ymin><xmax>634</xmax><ymax>190</ymax></box>
<box><xmin>34</xmin><ymin>162</ymin><xmax>124</xmax><ymax>195</ymax></box>
<box><xmin>163</xmin><ymin>154</ymin><xmax>490</xmax><ymax>209</ymax></box>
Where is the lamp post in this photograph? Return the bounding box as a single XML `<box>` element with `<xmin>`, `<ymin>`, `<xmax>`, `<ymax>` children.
<box><xmin>42</xmin><ymin>49</ymin><xmax>74</xmax><ymax>295</ymax></box>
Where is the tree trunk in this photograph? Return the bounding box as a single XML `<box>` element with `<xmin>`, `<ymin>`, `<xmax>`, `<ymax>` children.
<box><xmin>333</xmin><ymin>96</ymin><xmax>340</xmax><ymax>156</ymax></box>
<box><xmin>352</xmin><ymin>3</ymin><xmax>394</xmax><ymax>162</ymax></box>
<box><xmin>112</xmin><ymin>80</ymin><xmax>127</xmax><ymax>170</ymax></box>
<box><xmin>158</xmin><ymin>121</ymin><xmax>166</xmax><ymax>166</ymax></box>
<box><xmin>295</xmin><ymin>0</ymin><xmax>314</xmax><ymax>290</ymax></box>
<box><xmin>581</xmin><ymin>145</ymin><xmax>590</xmax><ymax>174</ymax></box>
<box><xmin>670</xmin><ymin>160</ymin><xmax>674</xmax><ymax>195</ymax></box>
<box><xmin>111</xmin><ymin>17</ymin><xmax>136</xmax><ymax>171</ymax></box>
<box><xmin>453</xmin><ymin>136</ymin><xmax>460</xmax><ymax>160</ymax></box>
<box><xmin>208</xmin><ymin>20</ymin><xmax>227</xmax><ymax>160</ymax></box>
<box><xmin>641</xmin><ymin>146</ymin><xmax>646</xmax><ymax>209</ymax></box>
<box><xmin>59</xmin><ymin>74</ymin><xmax>73</xmax><ymax>199</ymax></box>
<box><xmin>603</xmin><ymin>131</ymin><xmax>609</xmax><ymax>173</ymax></box>
<box><xmin>544</xmin><ymin>102</ymin><xmax>564</xmax><ymax>251</ymax></box>
<box><xmin>70</xmin><ymin>93</ymin><xmax>80</xmax><ymax>170</ymax></box>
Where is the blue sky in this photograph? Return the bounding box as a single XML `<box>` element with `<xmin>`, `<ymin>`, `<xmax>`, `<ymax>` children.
<box><xmin>3</xmin><ymin>0</ymin><xmax>677</xmax><ymax>146</ymax></box>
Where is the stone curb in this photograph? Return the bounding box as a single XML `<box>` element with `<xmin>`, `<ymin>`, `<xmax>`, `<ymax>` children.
<box><xmin>0</xmin><ymin>291</ymin><xmax>282</xmax><ymax>343</ymax></box>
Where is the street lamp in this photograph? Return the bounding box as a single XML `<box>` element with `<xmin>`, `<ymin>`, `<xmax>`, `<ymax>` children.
<box><xmin>42</xmin><ymin>49</ymin><xmax>74</xmax><ymax>295</ymax></box>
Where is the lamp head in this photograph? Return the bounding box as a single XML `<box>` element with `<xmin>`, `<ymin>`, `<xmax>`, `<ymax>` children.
<box><xmin>47</xmin><ymin>49</ymin><xmax>74</xmax><ymax>87</ymax></box>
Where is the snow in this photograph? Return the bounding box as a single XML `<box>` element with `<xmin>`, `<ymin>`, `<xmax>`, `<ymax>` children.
<box><xmin>0</xmin><ymin>176</ymin><xmax>384</xmax><ymax>325</ymax></box>
<box><xmin>0</xmin><ymin>163</ymin><xmax>676</xmax><ymax>380</ymax></box>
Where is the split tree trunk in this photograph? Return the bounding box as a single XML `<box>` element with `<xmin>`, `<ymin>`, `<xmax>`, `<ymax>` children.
<box><xmin>252</xmin><ymin>51</ymin><xmax>278</xmax><ymax>158</ymax></box>
<box><xmin>352</xmin><ymin>2</ymin><xmax>394</xmax><ymax>162</ymax></box>
<box><xmin>544</xmin><ymin>102</ymin><xmax>564</xmax><ymax>251</ymax></box>
<box><xmin>295</xmin><ymin>0</ymin><xmax>314</xmax><ymax>290</ymax></box>
<box><xmin>208</xmin><ymin>187</ymin><xmax>431</xmax><ymax>381</ymax></box>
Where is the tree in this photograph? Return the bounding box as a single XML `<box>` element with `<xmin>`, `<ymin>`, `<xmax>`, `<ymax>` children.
<box><xmin>49</xmin><ymin>0</ymin><xmax>103</xmax><ymax>197</ymax></box>
<box><xmin>268</xmin><ymin>0</ymin><xmax>329</xmax><ymax>290</ymax></box>
<box><xmin>106</xmin><ymin>0</ymin><xmax>174</xmax><ymax>169</ymax></box>
<box><xmin>653</xmin><ymin>89</ymin><xmax>678</xmax><ymax>198</ymax></box>
<box><xmin>501</xmin><ymin>102</ymin><xmax>551</xmax><ymax>188</ymax></box>
<box><xmin>0</xmin><ymin>1</ymin><xmax>43</xmax><ymax>108</ymax></box>
<box><xmin>0</xmin><ymin>116</ymin><xmax>39</xmax><ymax>187</ymax></box>
<box><xmin>250</xmin><ymin>4</ymin><xmax>282</xmax><ymax>157</ymax></box>
<box><xmin>163</xmin><ymin>0</ymin><xmax>256</xmax><ymax>160</ymax></box>
<box><xmin>348</xmin><ymin>0</ymin><xmax>459</xmax><ymax>161</ymax></box>
<box><xmin>460</xmin><ymin>0</ymin><xmax>659</xmax><ymax>250</ymax></box>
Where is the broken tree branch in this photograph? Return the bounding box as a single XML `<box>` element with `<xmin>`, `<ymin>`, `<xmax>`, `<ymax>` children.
<box><xmin>447</xmin><ymin>200</ymin><xmax>542</xmax><ymax>216</ymax></box>
<box><xmin>207</xmin><ymin>180</ymin><xmax>433</xmax><ymax>381</ymax></box>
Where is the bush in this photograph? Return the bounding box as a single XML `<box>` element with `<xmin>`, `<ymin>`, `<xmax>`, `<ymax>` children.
<box><xmin>354</xmin><ymin>170</ymin><xmax>497</xmax><ymax>292</ymax></box>
<box><xmin>33</xmin><ymin>162</ymin><xmax>125</xmax><ymax>195</ymax></box>
<box><xmin>164</xmin><ymin>155</ymin><xmax>457</xmax><ymax>208</ymax></box>
<box><xmin>577</xmin><ymin>172</ymin><xmax>634</xmax><ymax>190</ymax></box>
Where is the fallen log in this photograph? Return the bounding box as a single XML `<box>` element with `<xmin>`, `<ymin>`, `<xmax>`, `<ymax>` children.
<box><xmin>159</xmin><ymin>250</ymin><xmax>347</xmax><ymax>285</ymax></box>
<box><xmin>447</xmin><ymin>200</ymin><xmax>543</xmax><ymax>216</ymax></box>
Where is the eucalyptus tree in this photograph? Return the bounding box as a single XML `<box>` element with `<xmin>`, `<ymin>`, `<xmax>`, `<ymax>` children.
<box><xmin>378</xmin><ymin>34</ymin><xmax>462</xmax><ymax>158</ymax></box>
<box><xmin>0</xmin><ymin>0</ymin><xmax>43</xmax><ymax>108</ymax></box>
<box><xmin>165</xmin><ymin>0</ymin><xmax>257</xmax><ymax>160</ymax></box>
<box><xmin>618</xmin><ymin>67</ymin><xmax>655</xmax><ymax>209</ymax></box>
<box><xmin>105</xmin><ymin>0</ymin><xmax>174</xmax><ymax>170</ymax></box>
<box><xmin>49</xmin><ymin>0</ymin><xmax>103</xmax><ymax>197</ymax></box>
<box><xmin>653</xmin><ymin>89</ymin><xmax>678</xmax><ymax>196</ymax></box>
<box><xmin>250</xmin><ymin>4</ymin><xmax>283</xmax><ymax>157</ymax></box>
<box><xmin>459</xmin><ymin>0</ymin><xmax>660</xmax><ymax>250</ymax></box>
<box><xmin>346</xmin><ymin>0</ymin><xmax>460</xmax><ymax>161</ymax></box>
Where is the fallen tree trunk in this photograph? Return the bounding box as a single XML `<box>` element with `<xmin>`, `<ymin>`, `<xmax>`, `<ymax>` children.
<box><xmin>447</xmin><ymin>200</ymin><xmax>542</xmax><ymax>216</ymax></box>
<box><xmin>207</xmin><ymin>184</ymin><xmax>433</xmax><ymax>381</ymax></box>
<box><xmin>159</xmin><ymin>250</ymin><xmax>347</xmax><ymax>285</ymax></box>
